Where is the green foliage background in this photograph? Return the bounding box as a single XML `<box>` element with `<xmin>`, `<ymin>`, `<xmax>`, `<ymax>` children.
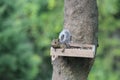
<box><xmin>0</xmin><ymin>0</ymin><xmax>120</xmax><ymax>80</ymax></box>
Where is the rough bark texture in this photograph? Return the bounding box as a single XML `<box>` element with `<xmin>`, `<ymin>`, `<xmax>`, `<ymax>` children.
<box><xmin>52</xmin><ymin>0</ymin><xmax>98</xmax><ymax>80</ymax></box>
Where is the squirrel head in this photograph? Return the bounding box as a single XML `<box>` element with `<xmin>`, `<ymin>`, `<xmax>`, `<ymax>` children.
<box><xmin>51</xmin><ymin>39</ymin><xmax>60</xmax><ymax>47</ymax></box>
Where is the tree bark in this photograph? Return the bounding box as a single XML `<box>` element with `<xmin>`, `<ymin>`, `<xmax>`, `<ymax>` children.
<box><xmin>52</xmin><ymin>0</ymin><xmax>98</xmax><ymax>80</ymax></box>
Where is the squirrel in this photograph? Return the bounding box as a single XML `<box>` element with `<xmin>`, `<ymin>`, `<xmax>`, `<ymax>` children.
<box><xmin>51</xmin><ymin>38</ymin><xmax>67</xmax><ymax>52</ymax></box>
<box><xmin>51</xmin><ymin>29</ymin><xmax>72</xmax><ymax>52</ymax></box>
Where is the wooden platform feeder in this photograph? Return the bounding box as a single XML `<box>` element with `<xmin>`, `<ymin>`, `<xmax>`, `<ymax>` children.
<box><xmin>50</xmin><ymin>43</ymin><xmax>96</xmax><ymax>61</ymax></box>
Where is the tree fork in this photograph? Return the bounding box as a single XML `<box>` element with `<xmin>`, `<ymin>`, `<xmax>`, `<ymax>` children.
<box><xmin>52</xmin><ymin>0</ymin><xmax>98</xmax><ymax>80</ymax></box>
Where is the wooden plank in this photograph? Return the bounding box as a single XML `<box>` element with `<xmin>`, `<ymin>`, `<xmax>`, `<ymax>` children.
<box><xmin>51</xmin><ymin>48</ymin><xmax>94</xmax><ymax>58</ymax></box>
<box><xmin>50</xmin><ymin>44</ymin><xmax>95</xmax><ymax>60</ymax></box>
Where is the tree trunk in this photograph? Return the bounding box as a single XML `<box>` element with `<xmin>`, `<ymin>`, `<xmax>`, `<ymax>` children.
<box><xmin>52</xmin><ymin>0</ymin><xmax>98</xmax><ymax>80</ymax></box>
